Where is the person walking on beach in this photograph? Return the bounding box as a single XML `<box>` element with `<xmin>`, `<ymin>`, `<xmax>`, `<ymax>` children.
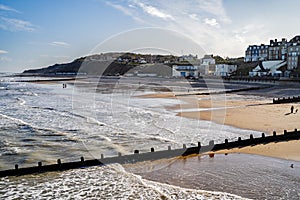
<box><xmin>291</xmin><ymin>105</ymin><xmax>294</xmax><ymax>113</ymax></box>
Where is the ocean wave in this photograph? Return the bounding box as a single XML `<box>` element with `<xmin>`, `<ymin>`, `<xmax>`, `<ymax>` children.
<box><xmin>0</xmin><ymin>164</ymin><xmax>248</xmax><ymax>200</ymax></box>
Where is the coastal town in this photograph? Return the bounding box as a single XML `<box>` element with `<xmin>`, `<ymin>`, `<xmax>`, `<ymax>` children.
<box><xmin>22</xmin><ymin>35</ymin><xmax>300</xmax><ymax>80</ymax></box>
<box><xmin>166</xmin><ymin>35</ymin><xmax>300</xmax><ymax>78</ymax></box>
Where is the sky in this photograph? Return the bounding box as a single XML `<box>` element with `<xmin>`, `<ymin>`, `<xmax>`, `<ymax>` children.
<box><xmin>1</xmin><ymin>0</ymin><xmax>300</xmax><ymax>72</ymax></box>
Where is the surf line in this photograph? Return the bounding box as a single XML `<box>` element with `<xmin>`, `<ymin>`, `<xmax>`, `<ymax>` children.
<box><xmin>1</xmin><ymin>129</ymin><xmax>299</xmax><ymax>177</ymax></box>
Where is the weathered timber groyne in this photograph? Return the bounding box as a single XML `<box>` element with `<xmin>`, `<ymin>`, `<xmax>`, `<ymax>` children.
<box><xmin>175</xmin><ymin>85</ymin><xmax>272</xmax><ymax>96</ymax></box>
<box><xmin>0</xmin><ymin>129</ymin><xmax>300</xmax><ymax>178</ymax></box>
<box><xmin>15</xmin><ymin>78</ymin><xmax>77</xmax><ymax>83</ymax></box>
<box><xmin>273</xmin><ymin>96</ymin><xmax>300</xmax><ymax>104</ymax></box>
<box><xmin>223</xmin><ymin>76</ymin><xmax>278</xmax><ymax>83</ymax></box>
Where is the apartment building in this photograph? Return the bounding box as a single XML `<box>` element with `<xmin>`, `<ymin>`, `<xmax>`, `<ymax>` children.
<box><xmin>287</xmin><ymin>36</ymin><xmax>300</xmax><ymax>70</ymax></box>
<box><xmin>244</xmin><ymin>44</ymin><xmax>269</xmax><ymax>62</ymax></box>
<box><xmin>268</xmin><ymin>38</ymin><xmax>288</xmax><ymax>60</ymax></box>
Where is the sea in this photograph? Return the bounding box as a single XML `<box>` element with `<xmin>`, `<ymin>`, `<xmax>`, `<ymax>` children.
<box><xmin>0</xmin><ymin>73</ymin><xmax>299</xmax><ymax>199</ymax></box>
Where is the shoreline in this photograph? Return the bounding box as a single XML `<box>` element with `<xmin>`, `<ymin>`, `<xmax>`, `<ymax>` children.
<box><xmin>144</xmin><ymin>92</ymin><xmax>300</xmax><ymax>162</ymax></box>
<box><xmin>30</xmin><ymin>80</ymin><xmax>300</xmax><ymax>162</ymax></box>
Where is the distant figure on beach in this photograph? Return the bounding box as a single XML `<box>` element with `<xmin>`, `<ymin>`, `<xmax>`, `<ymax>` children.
<box><xmin>62</xmin><ymin>83</ymin><xmax>67</xmax><ymax>89</ymax></box>
<box><xmin>290</xmin><ymin>164</ymin><xmax>294</xmax><ymax>168</ymax></box>
<box><xmin>291</xmin><ymin>105</ymin><xmax>294</xmax><ymax>113</ymax></box>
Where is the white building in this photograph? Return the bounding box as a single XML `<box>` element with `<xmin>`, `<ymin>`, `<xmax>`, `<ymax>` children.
<box><xmin>215</xmin><ymin>64</ymin><xmax>237</xmax><ymax>76</ymax></box>
<box><xmin>199</xmin><ymin>54</ymin><xmax>216</xmax><ymax>75</ymax></box>
<box><xmin>202</xmin><ymin>54</ymin><xmax>215</xmax><ymax>65</ymax></box>
<box><xmin>172</xmin><ymin>65</ymin><xmax>199</xmax><ymax>77</ymax></box>
<box><xmin>249</xmin><ymin>60</ymin><xmax>286</xmax><ymax>77</ymax></box>
<box><xmin>177</xmin><ymin>54</ymin><xmax>201</xmax><ymax>66</ymax></box>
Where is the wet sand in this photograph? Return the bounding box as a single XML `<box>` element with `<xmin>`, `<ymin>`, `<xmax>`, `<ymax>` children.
<box><xmin>179</xmin><ymin>99</ymin><xmax>300</xmax><ymax>134</ymax></box>
<box><xmin>133</xmin><ymin>153</ymin><xmax>300</xmax><ymax>200</ymax></box>
<box><xmin>216</xmin><ymin>140</ymin><xmax>300</xmax><ymax>162</ymax></box>
<box><xmin>145</xmin><ymin>92</ymin><xmax>300</xmax><ymax>162</ymax></box>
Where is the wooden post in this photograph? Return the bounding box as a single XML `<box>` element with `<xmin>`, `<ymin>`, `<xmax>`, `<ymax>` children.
<box><xmin>134</xmin><ymin>150</ymin><xmax>139</xmax><ymax>154</ymax></box>
<box><xmin>57</xmin><ymin>159</ymin><xmax>61</xmax><ymax>165</ymax></box>
<box><xmin>150</xmin><ymin>147</ymin><xmax>155</xmax><ymax>152</ymax></box>
<box><xmin>250</xmin><ymin>134</ymin><xmax>254</xmax><ymax>140</ymax></box>
<box><xmin>80</xmin><ymin>157</ymin><xmax>84</xmax><ymax>163</ymax></box>
<box><xmin>15</xmin><ymin>164</ymin><xmax>18</xmax><ymax>170</ymax></box>
<box><xmin>238</xmin><ymin>137</ymin><xmax>242</xmax><ymax>142</ymax></box>
<box><xmin>198</xmin><ymin>142</ymin><xmax>201</xmax><ymax>148</ymax></box>
<box><xmin>273</xmin><ymin>131</ymin><xmax>276</xmax><ymax>136</ymax></box>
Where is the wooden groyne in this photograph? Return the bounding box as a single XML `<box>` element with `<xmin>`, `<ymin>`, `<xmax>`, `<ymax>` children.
<box><xmin>15</xmin><ymin>78</ymin><xmax>78</xmax><ymax>83</ymax></box>
<box><xmin>273</xmin><ymin>96</ymin><xmax>300</xmax><ymax>104</ymax></box>
<box><xmin>175</xmin><ymin>85</ymin><xmax>272</xmax><ymax>96</ymax></box>
<box><xmin>1</xmin><ymin>129</ymin><xmax>300</xmax><ymax>178</ymax></box>
<box><xmin>223</xmin><ymin>76</ymin><xmax>278</xmax><ymax>83</ymax></box>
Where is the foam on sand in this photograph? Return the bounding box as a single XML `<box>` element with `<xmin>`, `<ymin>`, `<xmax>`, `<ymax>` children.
<box><xmin>0</xmin><ymin>164</ymin><xmax>248</xmax><ymax>200</ymax></box>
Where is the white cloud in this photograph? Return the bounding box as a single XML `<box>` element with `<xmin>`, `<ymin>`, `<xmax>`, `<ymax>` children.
<box><xmin>105</xmin><ymin>0</ymin><xmax>261</xmax><ymax>57</ymax></box>
<box><xmin>136</xmin><ymin>2</ymin><xmax>174</xmax><ymax>20</ymax></box>
<box><xmin>0</xmin><ymin>17</ymin><xmax>35</xmax><ymax>32</ymax></box>
<box><xmin>0</xmin><ymin>50</ymin><xmax>8</xmax><ymax>54</ymax></box>
<box><xmin>50</xmin><ymin>41</ymin><xmax>70</xmax><ymax>47</ymax></box>
<box><xmin>105</xmin><ymin>1</ymin><xmax>145</xmax><ymax>23</ymax></box>
<box><xmin>189</xmin><ymin>14</ymin><xmax>199</xmax><ymax>21</ymax></box>
<box><xmin>106</xmin><ymin>2</ymin><xmax>133</xmax><ymax>16</ymax></box>
<box><xmin>0</xmin><ymin>4</ymin><xmax>19</xmax><ymax>13</ymax></box>
<box><xmin>203</xmin><ymin>18</ymin><xmax>218</xmax><ymax>26</ymax></box>
<box><xmin>39</xmin><ymin>54</ymin><xmax>70</xmax><ymax>59</ymax></box>
<box><xmin>0</xmin><ymin>56</ymin><xmax>12</xmax><ymax>62</ymax></box>
<box><xmin>195</xmin><ymin>0</ymin><xmax>231</xmax><ymax>23</ymax></box>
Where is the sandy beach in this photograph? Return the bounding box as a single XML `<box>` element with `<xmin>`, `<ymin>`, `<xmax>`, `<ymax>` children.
<box><xmin>178</xmin><ymin>95</ymin><xmax>300</xmax><ymax>134</ymax></box>
<box><xmin>142</xmin><ymin>91</ymin><xmax>300</xmax><ymax>162</ymax></box>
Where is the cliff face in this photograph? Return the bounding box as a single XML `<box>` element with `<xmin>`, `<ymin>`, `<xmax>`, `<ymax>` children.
<box><xmin>22</xmin><ymin>53</ymin><xmax>175</xmax><ymax>76</ymax></box>
<box><xmin>22</xmin><ymin>57</ymin><xmax>136</xmax><ymax>76</ymax></box>
<box><xmin>23</xmin><ymin>57</ymin><xmax>84</xmax><ymax>74</ymax></box>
